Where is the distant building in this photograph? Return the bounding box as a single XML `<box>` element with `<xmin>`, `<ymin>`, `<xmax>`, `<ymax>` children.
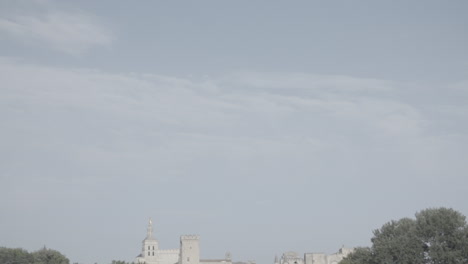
<box><xmin>274</xmin><ymin>247</ymin><xmax>353</xmax><ymax>264</ymax></box>
<box><xmin>135</xmin><ymin>219</ymin><xmax>253</xmax><ymax>264</ymax></box>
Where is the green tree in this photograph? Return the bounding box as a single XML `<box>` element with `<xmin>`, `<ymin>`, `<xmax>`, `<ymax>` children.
<box><xmin>339</xmin><ymin>247</ymin><xmax>374</xmax><ymax>264</ymax></box>
<box><xmin>415</xmin><ymin>207</ymin><xmax>468</xmax><ymax>263</ymax></box>
<box><xmin>0</xmin><ymin>247</ymin><xmax>34</xmax><ymax>264</ymax></box>
<box><xmin>32</xmin><ymin>247</ymin><xmax>70</xmax><ymax>264</ymax></box>
<box><xmin>340</xmin><ymin>207</ymin><xmax>468</xmax><ymax>264</ymax></box>
<box><xmin>372</xmin><ymin>217</ymin><xmax>424</xmax><ymax>264</ymax></box>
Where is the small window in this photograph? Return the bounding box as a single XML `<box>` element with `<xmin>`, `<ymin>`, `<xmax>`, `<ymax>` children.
<box><xmin>187</xmin><ymin>257</ymin><xmax>190</xmax><ymax>261</ymax></box>
<box><xmin>148</xmin><ymin>252</ymin><xmax>150</xmax><ymax>256</ymax></box>
<box><xmin>152</xmin><ymin>252</ymin><xmax>154</xmax><ymax>256</ymax></box>
<box><xmin>148</xmin><ymin>246</ymin><xmax>150</xmax><ymax>250</ymax></box>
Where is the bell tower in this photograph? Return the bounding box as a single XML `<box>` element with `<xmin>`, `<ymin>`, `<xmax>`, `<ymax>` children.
<box><xmin>142</xmin><ymin>218</ymin><xmax>159</xmax><ymax>263</ymax></box>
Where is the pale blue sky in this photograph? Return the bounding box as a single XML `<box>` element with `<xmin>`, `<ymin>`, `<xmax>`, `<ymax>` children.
<box><xmin>0</xmin><ymin>1</ymin><xmax>467</xmax><ymax>264</ymax></box>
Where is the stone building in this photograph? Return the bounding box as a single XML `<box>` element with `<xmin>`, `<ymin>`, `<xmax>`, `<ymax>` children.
<box><xmin>135</xmin><ymin>219</ymin><xmax>243</xmax><ymax>264</ymax></box>
<box><xmin>274</xmin><ymin>247</ymin><xmax>353</xmax><ymax>264</ymax></box>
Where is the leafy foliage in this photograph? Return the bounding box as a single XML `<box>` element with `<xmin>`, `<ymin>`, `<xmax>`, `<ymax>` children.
<box><xmin>372</xmin><ymin>217</ymin><xmax>424</xmax><ymax>264</ymax></box>
<box><xmin>0</xmin><ymin>247</ymin><xmax>34</xmax><ymax>264</ymax></box>
<box><xmin>340</xmin><ymin>207</ymin><xmax>468</xmax><ymax>264</ymax></box>
<box><xmin>415</xmin><ymin>208</ymin><xmax>468</xmax><ymax>263</ymax></box>
<box><xmin>339</xmin><ymin>247</ymin><xmax>374</xmax><ymax>264</ymax></box>
<box><xmin>0</xmin><ymin>247</ymin><xmax>69</xmax><ymax>264</ymax></box>
<box><xmin>32</xmin><ymin>247</ymin><xmax>69</xmax><ymax>264</ymax></box>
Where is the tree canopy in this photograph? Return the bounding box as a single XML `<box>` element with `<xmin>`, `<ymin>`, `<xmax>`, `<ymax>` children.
<box><xmin>0</xmin><ymin>247</ymin><xmax>69</xmax><ymax>264</ymax></box>
<box><xmin>340</xmin><ymin>207</ymin><xmax>468</xmax><ymax>264</ymax></box>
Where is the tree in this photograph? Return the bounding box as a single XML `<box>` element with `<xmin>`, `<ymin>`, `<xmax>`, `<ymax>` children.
<box><xmin>415</xmin><ymin>207</ymin><xmax>468</xmax><ymax>263</ymax></box>
<box><xmin>340</xmin><ymin>207</ymin><xmax>468</xmax><ymax>264</ymax></box>
<box><xmin>0</xmin><ymin>247</ymin><xmax>34</xmax><ymax>264</ymax></box>
<box><xmin>371</xmin><ymin>217</ymin><xmax>424</xmax><ymax>264</ymax></box>
<box><xmin>32</xmin><ymin>247</ymin><xmax>70</xmax><ymax>264</ymax></box>
<box><xmin>339</xmin><ymin>247</ymin><xmax>374</xmax><ymax>264</ymax></box>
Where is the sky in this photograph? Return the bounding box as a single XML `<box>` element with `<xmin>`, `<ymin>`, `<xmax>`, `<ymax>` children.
<box><xmin>0</xmin><ymin>1</ymin><xmax>468</xmax><ymax>264</ymax></box>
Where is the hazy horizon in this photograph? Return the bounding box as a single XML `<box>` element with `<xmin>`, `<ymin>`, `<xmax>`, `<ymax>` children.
<box><xmin>1</xmin><ymin>1</ymin><xmax>468</xmax><ymax>264</ymax></box>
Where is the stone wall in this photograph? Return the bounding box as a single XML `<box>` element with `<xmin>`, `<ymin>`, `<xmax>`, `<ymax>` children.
<box><xmin>159</xmin><ymin>249</ymin><xmax>179</xmax><ymax>264</ymax></box>
<box><xmin>304</xmin><ymin>247</ymin><xmax>354</xmax><ymax>264</ymax></box>
<box><xmin>180</xmin><ymin>235</ymin><xmax>200</xmax><ymax>264</ymax></box>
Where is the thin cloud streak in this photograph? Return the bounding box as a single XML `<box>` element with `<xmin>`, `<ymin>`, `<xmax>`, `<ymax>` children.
<box><xmin>0</xmin><ymin>10</ymin><xmax>113</xmax><ymax>55</ymax></box>
<box><xmin>0</xmin><ymin>58</ymin><xmax>465</xmax><ymax>176</ymax></box>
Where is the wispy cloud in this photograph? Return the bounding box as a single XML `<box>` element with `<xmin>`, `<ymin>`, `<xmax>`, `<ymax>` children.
<box><xmin>1</xmin><ymin>59</ymin><xmax>465</xmax><ymax>167</ymax></box>
<box><xmin>0</xmin><ymin>7</ymin><xmax>112</xmax><ymax>55</ymax></box>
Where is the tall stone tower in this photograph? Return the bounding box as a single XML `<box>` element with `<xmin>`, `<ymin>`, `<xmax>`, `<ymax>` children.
<box><xmin>142</xmin><ymin>218</ymin><xmax>159</xmax><ymax>262</ymax></box>
<box><xmin>179</xmin><ymin>235</ymin><xmax>200</xmax><ymax>264</ymax></box>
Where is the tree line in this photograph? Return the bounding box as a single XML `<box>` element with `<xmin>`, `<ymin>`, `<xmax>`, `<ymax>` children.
<box><xmin>0</xmin><ymin>246</ymin><xmax>69</xmax><ymax>264</ymax></box>
<box><xmin>0</xmin><ymin>246</ymin><xmax>132</xmax><ymax>264</ymax></box>
<box><xmin>340</xmin><ymin>207</ymin><xmax>468</xmax><ymax>264</ymax></box>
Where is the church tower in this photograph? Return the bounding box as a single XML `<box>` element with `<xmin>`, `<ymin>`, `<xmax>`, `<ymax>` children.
<box><xmin>142</xmin><ymin>218</ymin><xmax>159</xmax><ymax>263</ymax></box>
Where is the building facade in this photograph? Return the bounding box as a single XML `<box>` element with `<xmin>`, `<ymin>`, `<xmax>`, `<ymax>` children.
<box><xmin>275</xmin><ymin>247</ymin><xmax>354</xmax><ymax>264</ymax></box>
<box><xmin>135</xmin><ymin>219</ymin><xmax>240</xmax><ymax>264</ymax></box>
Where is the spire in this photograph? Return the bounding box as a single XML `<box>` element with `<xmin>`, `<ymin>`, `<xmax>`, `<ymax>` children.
<box><xmin>274</xmin><ymin>255</ymin><xmax>278</xmax><ymax>264</ymax></box>
<box><xmin>147</xmin><ymin>218</ymin><xmax>153</xmax><ymax>239</ymax></box>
